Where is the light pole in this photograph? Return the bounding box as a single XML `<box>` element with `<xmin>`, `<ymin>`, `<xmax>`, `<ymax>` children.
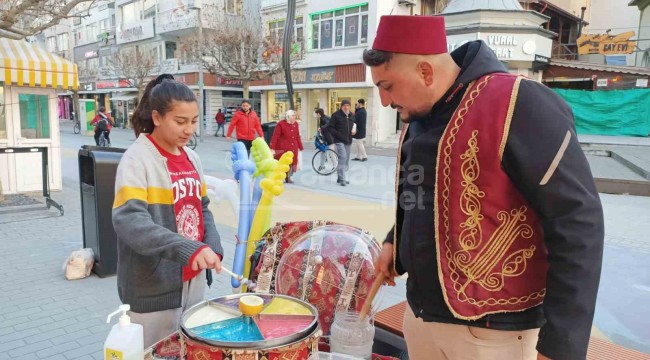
<box><xmin>197</xmin><ymin>5</ymin><xmax>204</xmax><ymax>142</ymax></box>
<box><xmin>282</xmin><ymin>0</ymin><xmax>297</xmax><ymax>110</ymax></box>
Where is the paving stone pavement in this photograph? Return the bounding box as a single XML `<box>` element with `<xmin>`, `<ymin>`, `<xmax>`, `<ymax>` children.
<box><xmin>0</xmin><ymin>182</ymin><xmax>238</xmax><ymax>360</ymax></box>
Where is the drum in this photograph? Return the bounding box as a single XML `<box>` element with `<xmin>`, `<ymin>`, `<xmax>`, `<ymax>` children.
<box><xmin>180</xmin><ymin>293</ymin><xmax>322</xmax><ymax>360</ymax></box>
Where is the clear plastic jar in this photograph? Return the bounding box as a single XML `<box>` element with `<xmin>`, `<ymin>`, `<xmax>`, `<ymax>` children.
<box><xmin>329</xmin><ymin>310</ymin><xmax>375</xmax><ymax>360</ymax></box>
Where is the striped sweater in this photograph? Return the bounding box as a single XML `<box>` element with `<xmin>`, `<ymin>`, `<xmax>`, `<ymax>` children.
<box><xmin>112</xmin><ymin>134</ymin><xmax>224</xmax><ymax>313</ymax></box>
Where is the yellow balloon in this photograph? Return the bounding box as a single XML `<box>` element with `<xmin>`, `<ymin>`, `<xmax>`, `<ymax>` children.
<box><xmin>243</xmin><ymin>151</ymin><xmax>294</xmax><ymax>288</ymax></box>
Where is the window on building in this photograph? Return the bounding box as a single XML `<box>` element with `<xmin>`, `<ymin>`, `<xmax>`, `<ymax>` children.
<box><xmin>87</xmin><ymin>58</ymin><xmax>99</xmax><ymax>71</ymax></box>
<box><xmin>47</xmin><ymin>36</ymin><xmax>57</xmax><ymax>52</ymax></box>
<box><xmin>121</xmin><ymin>1</ymin><xmax>143</xmax><ymax>25</ymax></box>
<box><xmin>268</xmin><ymin>17</ymin><xmax>304</xmax><ymax>57</ymax></box>
<box><xmin>310</xmin><ymin>4</ymin><xmax>368</xmax><ymax>50</ymax></box>
<box><xmin>143</xmin><ymin>0</ymin><xmax>155</xmax><ymax>18</ymax></box>
<box><xmin>86</xmin><ymin>23</ymin><xmax>98</xmax><ymax>43</ymax></box>
<box><xmin>57</xmin><ymin>33</ymin><xmax>69</xmax><ymax>51</ymax></box>
<box><xmin>226</xmin><ymin>0</ymin><xmax>242</xmax><ymax>15</ymax></box>
<box><xmin>73</xmin><ymin>16</ymin><xmax>82</xmax><ymax>26</ymax></box>
<box><xmin>165</xmin><ymin>41</ymin><xmax>177</xmax><ymax>59</ymax></box>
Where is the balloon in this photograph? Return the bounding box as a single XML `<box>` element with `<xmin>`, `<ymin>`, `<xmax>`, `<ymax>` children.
<box><xmin>231</xmin><ymin>142</ymin><xmax>256</xmax><ymax>289</ymax></box>
<box><xmin>204</xmin><ymin>176</ymin><xmax>239</xmax><ymax>220</ymax></box>
<box><xmin>250</xmin><ymin>138</ymin><xmax>278</xmax><ymax>229</ymax></box>
<box><xmin>243</xmin><ymin>151</ymin><xmax>293</xmax><ymax>286</ymax></box>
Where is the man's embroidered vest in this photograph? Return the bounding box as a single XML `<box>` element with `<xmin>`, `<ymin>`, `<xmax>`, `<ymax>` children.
<box><xmin>394</xmin><ymin>74</ymin><xmax>548</xmax><ymax>320</ymax></box>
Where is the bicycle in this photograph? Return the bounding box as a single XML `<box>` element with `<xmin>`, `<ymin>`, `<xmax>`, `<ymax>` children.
<box><xmin>98</xmin><ymin>130</ymin><xmax>110</xmax><ymax>147</ymax></box>
<box><xmin>73</xmin><ymin>118</ymin><xmax>81</xmax><ymax>134</ymax></box>
<box><xmin>187</xmin><ymin>132</ymin><xmax>198</xmax><ymax>150</ymax></box>
<box><xmin>312</xmin><ymin>133</ymin><xmax>338</xmax><ymax>176</ymax></box>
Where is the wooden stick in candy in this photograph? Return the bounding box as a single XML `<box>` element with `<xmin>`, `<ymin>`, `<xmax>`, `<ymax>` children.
<box><xmin>360</xmin><ymin>273</ymin><xmax>386</xmax><ymax>320</ymax></box>
<box><xmin>221</xmin><ymin>267</ymin><xmax>257</xmax><ymax>291</ymax></box>
<box><xmin>231</xmin><ymin>142</ymin><xmax>256</xmax><ymax>289</ymax></box>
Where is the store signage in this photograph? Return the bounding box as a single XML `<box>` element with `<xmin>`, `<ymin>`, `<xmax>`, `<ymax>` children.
<box><xmin>636</xmin><ymin>79</ymin><xmax>648</xmax><ymax>87</ymax></box>
<box><xmin>578</xmin><ymin>31</ymin><xmax>636</xmax><ymax>55</ymax></box>
<box><xmin>81</xmin><ymin>82</ymin><xmax>95</xmax><ymax>91</ymax></box>
<box><xmin>96</xmin><ymin>81</ymin><xmax>117</xmax><ymax>89</ymax></box>
<box><xmin>596</xmin><ymin>79</ymin><xmax>608</xmax><ymax>87</ymax></box>
<box><xmin>534</xmin><ymin>54</ymin><xmax>550</xmax><ymax>63</ymax></box>
<box><xmin>84</xmin><ymin>50</ymin><xmax>98</xmax><ymax>58</ymax></box>
<box><xmin>116</xmin><ymin>18</ymin><xmax>154</xmax><ymax>44</ymax></box>
<box><xmin>447</xmin><ymin>33</ymin><xmax>550</xmax><ymax>62</ymax></box>
<box><xmin>271</xmin><ymin>66</ymin><xmax>336</xmax><ymax>85</ymax></box>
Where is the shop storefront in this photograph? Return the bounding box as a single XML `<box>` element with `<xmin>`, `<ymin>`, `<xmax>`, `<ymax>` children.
<box><xmin>0</xmin><ymin>38</ymin><xmax>78</xmax><ymax>194</ymax></box>
<box><xmin>252</xmin><ymin>64</ymin><xmax>368</xmax><ymax>139</ymax></box>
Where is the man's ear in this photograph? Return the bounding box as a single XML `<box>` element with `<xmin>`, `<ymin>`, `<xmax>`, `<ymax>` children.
<box><xmin>416</xmin><ymin>61</ymin><xmax>435</xmax><ymax>86</ymax></box>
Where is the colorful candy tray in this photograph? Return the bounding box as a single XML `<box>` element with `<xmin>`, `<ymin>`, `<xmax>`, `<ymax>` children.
<box><xmin>180</xmin><ymin>293</ymin><xmax>319</xmax><ymax>349</ymax></box>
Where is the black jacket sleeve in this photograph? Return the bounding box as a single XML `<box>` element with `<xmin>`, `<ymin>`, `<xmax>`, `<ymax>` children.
<box><xmin>354</xmin><ymin>109</ymin><xmax>367</xmax><ymax>139</ymax></box>
<box><xmin>325</xmin><ymin>110</ymin><xmax>354</xmax><ymax>145</ymax></box>
<box><xmin>502</xmin><ymin>79</ymin><xmax>604</xmax><ymax>360</ymax></box>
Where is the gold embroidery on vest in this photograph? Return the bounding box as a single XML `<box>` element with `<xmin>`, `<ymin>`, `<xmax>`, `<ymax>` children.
<box><xmin>440</xmin><ymin>76</ymin><xmax>546</xmax><ymax>310</ymax></box>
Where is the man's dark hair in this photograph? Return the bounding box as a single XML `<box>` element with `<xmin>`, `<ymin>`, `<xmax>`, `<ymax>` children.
<box><xmin>99</xmin><ymin>106</ymin><xmax>106</xmax><ymax>113</ymax></box>
<box><xmin>363</xmin><ymin>49</ymin><xmax>394</xmax><ymax>67</ymax></box>
<box><xmin>241</xmin><ymin>99</ymin><xmax>251</xmax><ymax>105</ymax></box>
<box><xmin>315</xmin><ymin>108</ymin><xmax>325</xmax><ymax>116</ymax></box>
<box><xmin>358</xmin><ymin>99</ymin><xmax>365</xmax><ymax>105</ymax></box>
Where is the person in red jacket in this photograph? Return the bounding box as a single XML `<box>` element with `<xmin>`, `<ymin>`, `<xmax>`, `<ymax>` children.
<box><xmin>270</xmin><ymin>110</ymin><xmax>303</xmax><ymax>183</ymax></box>
<box><xmin>214</xmin><ymin>109</ymin><xmax>226</xmax><ymax>137</ymax></box>
<box><xmin>226</xmin><ymin>100</ymin><xmax>263</xmax><ymax>154</ymax></box>
<box><xmin>90</xmin><ymin>106</ymin><xmax>114</xmax><ymax>146</ymax></box>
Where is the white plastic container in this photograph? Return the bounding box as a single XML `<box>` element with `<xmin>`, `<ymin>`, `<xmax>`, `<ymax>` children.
<box><xmin>104</xmin><ymin>304</ymin><xmax>144</xmax><ymax>360</ymax></box>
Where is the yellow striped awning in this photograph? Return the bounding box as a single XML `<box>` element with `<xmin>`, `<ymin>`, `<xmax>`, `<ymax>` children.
<box><xmin>0</xmin><ymin>38</ymin><xmax>78</xmax><ymax>91</ymax></box>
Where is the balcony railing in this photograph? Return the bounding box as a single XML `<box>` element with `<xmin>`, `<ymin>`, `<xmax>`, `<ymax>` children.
<box><xmin>261</xmin><ymin>0</ymin><xmax>287</xmax><ymax>8</ymax></box>
<box><xmin>552</xmin><ymin>41</ymin><xmax>578</xmax><ymax>60</ymax></box>
<box><xmin>156</xmin><ymin>7</ymin><xmax>200</xmax><ymax>34</ymax></box>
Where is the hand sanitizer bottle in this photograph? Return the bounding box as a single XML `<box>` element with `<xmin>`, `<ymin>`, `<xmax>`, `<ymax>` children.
<box><xmin>104</xmin><ymin>304</ymin><xmax>144</xmax><ymax>360</ymax></box>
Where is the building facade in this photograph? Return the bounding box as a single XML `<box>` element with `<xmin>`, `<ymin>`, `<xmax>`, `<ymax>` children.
<box><xmin>252</xmin><ymin>0</ymin><xmax>419</xmax><ymax>145</ymax></box>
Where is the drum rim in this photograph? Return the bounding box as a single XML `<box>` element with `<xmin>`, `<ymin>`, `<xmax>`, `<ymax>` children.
<box><xmin>181</xmin><ymin>293</ymin><xmax>319</xmax><ymax>349</ymax></box>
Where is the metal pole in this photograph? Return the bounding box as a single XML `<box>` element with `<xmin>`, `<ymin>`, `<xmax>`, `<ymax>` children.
<box><xmin>282</xmin><ymin>0</ymin><xmax>296</xmax><ymax>110</ymax></box>
<box><xmin>198</xmin><ymin>6</ymin><xmax>204</xmax><ymax>142</ymax></box>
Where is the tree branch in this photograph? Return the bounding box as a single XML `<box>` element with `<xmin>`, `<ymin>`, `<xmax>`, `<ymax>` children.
<box><xmin>0</xmin><ymin>0</ymin><xmax>96</xmax><ymax>39</ymax></box>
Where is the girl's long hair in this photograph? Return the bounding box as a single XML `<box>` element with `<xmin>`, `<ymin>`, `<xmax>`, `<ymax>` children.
<box><xmin>132</xmin><ymin>74</ymin><xmax>197</xmax><ymax>137</ymax></box>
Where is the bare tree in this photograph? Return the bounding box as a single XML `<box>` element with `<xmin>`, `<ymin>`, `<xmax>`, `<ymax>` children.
<box><xmin>0</xmin><ymin>0</ymin><xmax>95</xmax><ymax>40</ymax></box>
<box><xmin>108</xmin><ymin>47</ymin><xmax>157</xmax><ymax>101</ymax></box>
<box><xmin>182</xmin><ymin>14</ymin><xmax>296</xmax><ymax>99</ymax></box>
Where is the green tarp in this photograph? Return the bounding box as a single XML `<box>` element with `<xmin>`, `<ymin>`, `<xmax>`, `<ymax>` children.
<box><xmin>552</xmin><ymin>88</ymin><xmax>650</xmax><ymax>137</ymax></box>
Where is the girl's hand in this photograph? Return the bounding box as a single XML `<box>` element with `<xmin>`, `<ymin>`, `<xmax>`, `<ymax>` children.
<box><xmin>192</xmin><ymin>247</ymin><xmax>222</xmax><ymax>271</ymax></box>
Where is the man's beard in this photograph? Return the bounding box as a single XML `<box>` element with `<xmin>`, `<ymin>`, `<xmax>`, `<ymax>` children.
<box><xmin>400</xmin><ymin>109</ymin><xmax>431</xmax><ymax>123</ymax></box>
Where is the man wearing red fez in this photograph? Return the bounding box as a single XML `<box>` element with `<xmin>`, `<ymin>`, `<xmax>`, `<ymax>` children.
<box><xmin>367</xmin><ymin>15</ymin><xmax>603</xmax><ymax>360</ymax></box>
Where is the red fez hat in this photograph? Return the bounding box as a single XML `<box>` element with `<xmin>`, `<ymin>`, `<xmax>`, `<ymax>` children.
<box><xmin>372</xmin><ymin>15</ymin><xmax>447</xmax><ymax>55</ymax></box>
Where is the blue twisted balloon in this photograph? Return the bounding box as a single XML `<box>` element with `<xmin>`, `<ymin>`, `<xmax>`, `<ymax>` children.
<box><xmin>230</xmin><ymin>142</ymin><xmax>256</xmax><ymax>288</ymax></box>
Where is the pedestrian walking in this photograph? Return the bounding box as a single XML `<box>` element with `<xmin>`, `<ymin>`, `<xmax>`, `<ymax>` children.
<box><xmin>352</xmin><ymin>99</ymin><xmax>368</xmax><ymax>161</ymax></box>
<box><xmin>214</xmin><ymin>109</ymin><xmax>226</xmax><ymax>137</ymax></box>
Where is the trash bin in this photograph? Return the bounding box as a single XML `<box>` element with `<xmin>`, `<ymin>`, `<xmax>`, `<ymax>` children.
<box><xmin>261</xmin><ymin>121</ymin><xmax>277</xmax><ymax>145</ymax></box>
<box><xmin>79</xmin><ymin>145</ymin><xmax>126</xmax><ymax>277</ymax></box>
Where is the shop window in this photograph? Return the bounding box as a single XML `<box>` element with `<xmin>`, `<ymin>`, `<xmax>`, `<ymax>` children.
<box><xmin>0</xmin><ymin>87</ymin><xmax>6</xmax><ymax>139</ymax></box>
<box><xmin>310</xmin><ymin>3</ymin><xmax>368</xmax><ymax>51</ymax></box>
<box><xmin>19</xmin><ymin>94</ymin><xmax>50</xmax><ymax>139</ymax></box>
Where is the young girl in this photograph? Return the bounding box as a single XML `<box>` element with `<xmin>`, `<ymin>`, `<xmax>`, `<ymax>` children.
<box><xmin>112</xmin><ymin>74</ymin><xmax>224</xmax><ymax>348</ymax></box>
